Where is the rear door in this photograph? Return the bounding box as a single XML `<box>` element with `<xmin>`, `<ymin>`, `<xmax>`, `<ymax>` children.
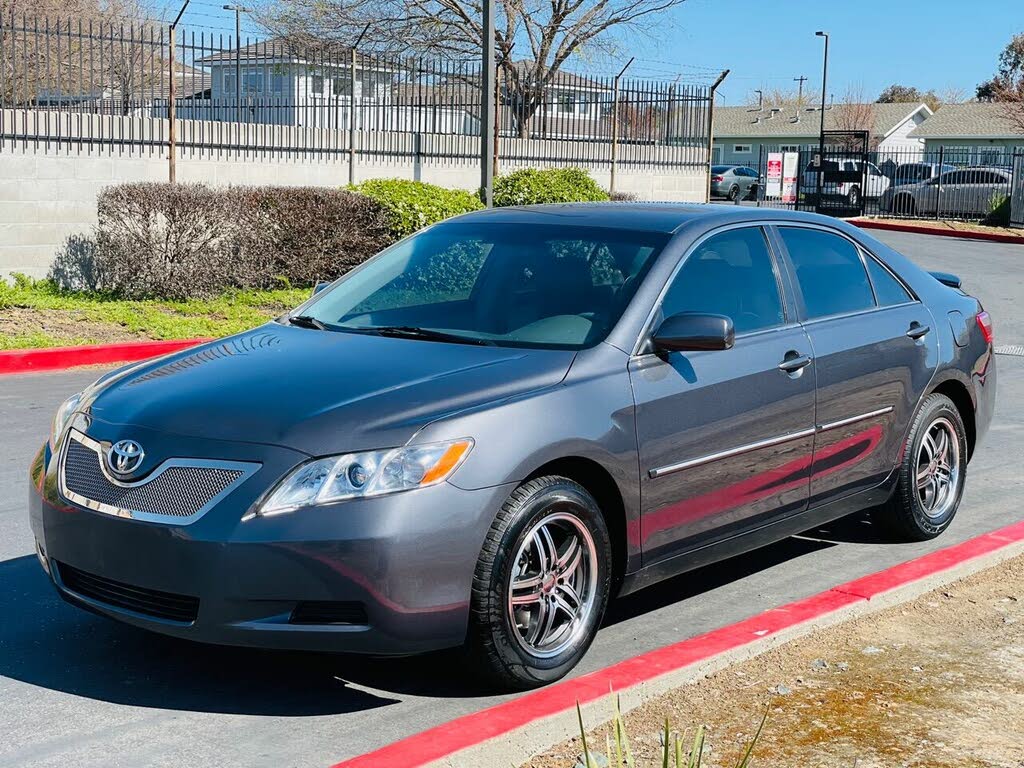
<box><xmin>774</xmin><ymin>225</ymin><xmax>938</xmax><ymax>506</ymax></box>
<box><xmin>630</xmin><ymin>225</ymin><xmax>816</xmax><ymax>564</ymax></box>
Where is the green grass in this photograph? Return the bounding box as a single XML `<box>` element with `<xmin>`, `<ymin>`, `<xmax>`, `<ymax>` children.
<box><xmin>0</xmin><ymin>277</ymin><xmax>309</xmax><ymax>350</ymax></box>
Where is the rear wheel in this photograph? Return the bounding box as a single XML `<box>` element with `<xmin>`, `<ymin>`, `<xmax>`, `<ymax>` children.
<box><xmin>727</xmin><ymin>184</ymin><xmax>740</xmax><ymax>201</ymax></box>
<box><xmin>846</xmin><ymin>185</ymin><xmax>861</xmax><ymax>208</ymax></box>
<box><xmin>894</xmin><ymin>194</ymin><xmax>916</xmax><ymax>215</ymax></box>
<box><xmin>875</xmin><ymin>394</ymin><xmax>968</xmax><ymax>541</ymax></box>
<box><xmin>467</xmin><ymin>476</ymin><xmax>611</xmax><ymax>689</ymax></box>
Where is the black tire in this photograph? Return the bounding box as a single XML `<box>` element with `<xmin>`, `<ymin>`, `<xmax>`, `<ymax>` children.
<box><xmin>727</xmin><ymin>185</ymin><xmax>740</xmax><ymax>201</ymax></box>
<box><xmin>847</xmin><ymin>185</ymin><xmax>861</xmax><ymax>207</ymax></box>
<box><xmin>746</xmin><ymin>183</ymin><xmax>759</xmax><ymax>201</ymax></box>
<box><xmin>875</xmin><ymin>393</ymin><xmax>968</xmax><ymax>542</ymax></box>
<box><xmin>467</xmin><ymin>475</ymin><xmax>612</xmax><ymax>689</ymax></box>
<box><xmin>894</xmin><ymin>194</ymin><xmax>916</xmax><ymax>216</ymax></box>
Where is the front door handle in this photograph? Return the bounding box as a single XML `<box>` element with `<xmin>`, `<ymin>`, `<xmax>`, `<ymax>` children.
<box><xmin>778</xmin><ymin>352</ymin><xmax>813</xmax><ymax>373</ymax></box>
<box><xmin>906</xmin><ymin>322</ymin><xmax>931</xmax><ymax>340</ymax></box>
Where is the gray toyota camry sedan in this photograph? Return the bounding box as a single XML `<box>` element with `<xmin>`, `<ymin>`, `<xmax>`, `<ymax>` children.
<box><xmin>30</xmin><ymin>204</ymin><xmax>995</xmax><ymax>689</ymax></box>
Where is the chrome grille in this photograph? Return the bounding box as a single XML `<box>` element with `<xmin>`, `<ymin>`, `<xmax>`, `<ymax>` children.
<box><xmin>59</xmin><ymin>430</ymin><xmax>258</xmax><ymax>524</ymax></box>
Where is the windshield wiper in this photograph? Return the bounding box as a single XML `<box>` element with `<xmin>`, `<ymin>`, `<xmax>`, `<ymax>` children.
<box><xmin>358</xmin><ymin>325</ymin><xmax>496</xmax><ymax>346</ymax></box>
<box><xmin>286</xmin><ymin>314</ymin><xmax>329</xmax><ymax>331</ymax></box>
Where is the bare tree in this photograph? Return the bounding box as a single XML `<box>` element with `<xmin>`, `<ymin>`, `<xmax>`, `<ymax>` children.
<box><xmin>254</xmin><ymin>0</ymin><xmax>692</xmax><ymax>138</ymax></box>
<box><xmin>976</xmin><ymin>32</ymin><xmax>1024</xmax><ymax>133</ymax></box>
<box><xmin>832</xmin><ymin>84</ymin><xmax>875</xmax><ymax>148</ymax></box>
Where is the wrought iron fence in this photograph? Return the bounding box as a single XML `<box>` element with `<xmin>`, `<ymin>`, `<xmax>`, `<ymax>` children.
<box><xmin>0</xmin><ymin>12</ymin><xmax>712</xmax><ymax>171</ymax></box>
<box><xmin>745</xmin><ymin>144</ymin><xmax>1022</xmax><ymax>222</ymax></box>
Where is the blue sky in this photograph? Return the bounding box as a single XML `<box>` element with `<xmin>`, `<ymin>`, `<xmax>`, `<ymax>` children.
<box><xmin>641</xmin><ymin>0</ymin><xmax>1018</xmax><ymax>103</ymax></box>
<box><xmin>167</xmin><ymin>0</ymin><xmax>1017</xmax><ymax>104</ymax></box>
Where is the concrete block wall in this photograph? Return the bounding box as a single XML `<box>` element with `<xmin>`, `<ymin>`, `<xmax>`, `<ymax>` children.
<box><xmin>1</xmin><ymin>116</ymin><xmax>708</xmax><ymax>279</ymax></box>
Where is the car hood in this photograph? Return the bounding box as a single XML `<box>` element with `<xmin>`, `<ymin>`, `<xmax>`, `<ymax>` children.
<box><xmin>83</xmin><ymin>324</ymin><xmax>576</xmax><ymax>455</ymax></box>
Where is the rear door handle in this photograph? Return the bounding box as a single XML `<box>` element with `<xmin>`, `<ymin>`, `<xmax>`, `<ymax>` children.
<box><xmin>778</xmin><ymin>352</ymin><xmax>813</xmax><ymax>373</ymax></box>
<box><xmin>906</xmin><ymin>322</ymin><xmax>931</xmax><ymax>340</ymax></box>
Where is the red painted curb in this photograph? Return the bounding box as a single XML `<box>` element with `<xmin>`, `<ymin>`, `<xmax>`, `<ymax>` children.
<box><xmin>333</xmin><ymin>519</ymin><xmax>1024</xmax><ymax>768</ymax></box>
<box><xmin>851</xmin><ymin>218</ymin><xmax>1024</xmax><ymax>244</ymax></box>
<box><xmin>0</xmin><ymin>338</ymin><xmax>208</xmax><ymax>375</ymax></box>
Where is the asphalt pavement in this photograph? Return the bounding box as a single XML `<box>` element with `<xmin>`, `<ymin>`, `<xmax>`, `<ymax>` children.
<box><xmin>1</xmin><ymin>231</ymin><xmax>1022</xmax><ymax>768</ymax></box>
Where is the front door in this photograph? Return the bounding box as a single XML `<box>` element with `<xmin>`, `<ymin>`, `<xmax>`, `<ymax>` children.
<box><xmin>630</xmin><ymin>225</ymin><xmax>817</xmax><ymax>565</ymax></box>
<box><xmin>775</xmin><ymin>225</ymin><xmax>938</xmax><ymax>506</ymax></box>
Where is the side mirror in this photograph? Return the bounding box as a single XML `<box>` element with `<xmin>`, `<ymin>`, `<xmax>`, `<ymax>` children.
<box><xmin>652</xmin><ymin>312</ymin><xmax>735</xmax><ymax>353</ymax></box>
<box><xmin>312</xmin><ymin>281</ymin><xmax>331</xmax><ymax>296</ymax></box>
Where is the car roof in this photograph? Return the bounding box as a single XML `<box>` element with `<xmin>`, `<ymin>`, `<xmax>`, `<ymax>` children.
<box><xmin>448</xmin><ymin>202</ymin><xmax>848</xmax><ymax>234</ymax></box>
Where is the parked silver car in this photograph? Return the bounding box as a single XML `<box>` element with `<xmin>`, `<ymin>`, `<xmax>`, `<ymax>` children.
<box><xmin>710</xmin><ymin>165</ymin><xmax>760</xmax><ymax>201</ymax></box>
<box><xmin>880</xmin><ymin>167</ymin><xmax>1012</xmax><ymax>217</ymax></box>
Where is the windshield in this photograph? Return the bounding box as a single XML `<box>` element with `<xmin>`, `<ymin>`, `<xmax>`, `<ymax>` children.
<box><xmin>297</xmin><ymin>221</ymin><xmax>670</xmax><ymax>350</ymax></box>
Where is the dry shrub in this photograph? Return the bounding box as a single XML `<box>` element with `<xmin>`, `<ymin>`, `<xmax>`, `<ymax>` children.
<box><xmin>51</xmin><ymin>183</ymin><xmax>392</xmax><ymax>299</ymax></box>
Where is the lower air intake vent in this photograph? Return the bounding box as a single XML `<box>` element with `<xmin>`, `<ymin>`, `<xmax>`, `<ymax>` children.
<box><xmin>57</xmin><ymin>562</ymin><xmax>200</xmax><ymax>624</ymax></box>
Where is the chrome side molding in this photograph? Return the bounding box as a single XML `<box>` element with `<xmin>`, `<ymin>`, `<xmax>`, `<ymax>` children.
<box><xmin>648</xmin><ymin>406</ymin><xmax>894</xmax><ymax>480</ymax></box>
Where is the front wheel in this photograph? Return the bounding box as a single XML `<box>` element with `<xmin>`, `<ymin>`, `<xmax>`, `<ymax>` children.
<box><xmin>875</xmin><ymin>394</ymin><xmax>968</xmax><ymax>541</ymax></box>
<box><xmin>467</xmin><ymin>476</ymin><xmax>611</xmax><ymax>689</ymax></box>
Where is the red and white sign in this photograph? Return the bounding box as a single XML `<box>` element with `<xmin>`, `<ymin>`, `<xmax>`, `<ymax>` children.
<box><xmin>782</xmin><ymin>152</ymin><xmax>799</xmax><ymax>204</ymax></box>
<box><xmin>766</xmin><ymin>153</ymin><xmax>783</xmax><ymax>198</ymax></box>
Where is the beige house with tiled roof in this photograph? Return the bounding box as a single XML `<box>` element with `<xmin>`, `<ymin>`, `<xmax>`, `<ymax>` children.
<box><xmin>712</xmin><ymin>101</ymin><xmax>932</xmax><ymax>165</ymax></box>
<box><xmin>908</xmin><ymin>102</ymin><xmax>1024</xmax><ymax>165</ymax></box>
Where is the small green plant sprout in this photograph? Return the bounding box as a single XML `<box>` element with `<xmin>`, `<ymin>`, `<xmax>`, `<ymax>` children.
<box><xmin>575</xmin><ymin>696</ymin><xmax>768</xmax><ymax>767</ymax></box>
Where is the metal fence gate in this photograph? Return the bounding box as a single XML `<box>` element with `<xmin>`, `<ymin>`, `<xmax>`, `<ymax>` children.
<box><xmin>1011</xmin><ymin>154</ymin><xmax>1024</xmax><ymax>229</ymax></box>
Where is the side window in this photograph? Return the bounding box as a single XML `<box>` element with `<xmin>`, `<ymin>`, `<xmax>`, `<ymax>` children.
<box><xmin>865</xmin><ymin>256</ymin><xmax>913</xmax><ymax>307</ymax></box>
<box><xmin>779</xmin><ymin>227</ymin><xmax>876</xmax><ymax>319</ymax></box>
<box><xmin>661</xmin><ymin>227</ymin><xmax>784</xmax><ymax>335</ymax></box>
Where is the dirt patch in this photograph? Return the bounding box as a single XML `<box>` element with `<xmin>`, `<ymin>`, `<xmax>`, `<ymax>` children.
<box><xmin>865</xmin><ymin>218</ymin><xmax>1024</xmax><ymax>240</ymax></box>
<box><xmin>526</xmin><ymin>554</ymin><xmax>1024</xmax><ymax>768</ymax></box>
<box><xmin>0</xmin><ymin>306</ymin><xmax>147</xmax><ymax>345</ymax></box>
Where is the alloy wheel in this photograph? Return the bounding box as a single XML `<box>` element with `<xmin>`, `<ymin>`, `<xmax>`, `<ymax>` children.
<box><xmin>916</xmin><ymin>416</ymin><xmax>961</xmax><ymax>520</ymax></box>
<box><xmin>507</xmin><ymin>511</ymin><xmax>598</xmax><ymax>659</ymax></box>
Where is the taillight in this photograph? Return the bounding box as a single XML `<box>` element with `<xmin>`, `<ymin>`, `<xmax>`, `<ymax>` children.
<box><xmin>976</xmin><ymin>311</ymin><xmax>993</xmax><ymax>345</ymax></box>
<box><xmin>712</xmin><ymin>175</ymin><xmax>724</xmax><ymax>182</ymax></box>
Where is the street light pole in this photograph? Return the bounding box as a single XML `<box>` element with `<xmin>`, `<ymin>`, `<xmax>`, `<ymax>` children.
<box><xmin>224</xmin><ymin>4</ymin><xmax>251</xmax><ymax>123</ymax></box>
<box><xmin>815</xmin><ymin>31</ymin><xmax>829</xmax><ymax>206</ymax></box>
<box><xmin>480</xmin><ymin>0</ymin><xmax>495</xmax><ymax>206</ymax></box>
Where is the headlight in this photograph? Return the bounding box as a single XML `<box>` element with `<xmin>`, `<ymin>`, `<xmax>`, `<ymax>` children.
<box><xmin>254</xmin><ymin>438</ymin><xmax>474</xmax><ymax>516</ymax></box>
<box><xmin>50</xmin><ymin>392</ymin><xmax>82</xmax><ymax>448</ymax></box>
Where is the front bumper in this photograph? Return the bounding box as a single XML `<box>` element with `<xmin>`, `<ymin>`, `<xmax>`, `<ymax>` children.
<box><xmin>29</xmin><ymin>435</ymin><xmax>513</xmax><ymax>655</ymax></box>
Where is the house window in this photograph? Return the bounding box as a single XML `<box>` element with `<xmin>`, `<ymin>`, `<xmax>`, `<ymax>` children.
<box><xmin>333</xmin><ymin>77</ymin><xmax>351</xmax><ymax>97</ymax></box>
<box><xmin>242</xmin><ymin>67</ymin><xmax>264</xmax><ymax>94</ymax></box>
<box><xmin>733</xmin><ymin>144</ymin><xmax>752</xmax><ymax>154</ymax></box>
<box><xmin>269</xmin><ymin>69</ymin><xmax>285</xmax><ymax>95</ymax></box>
<box><xmin>977</xmin><ymin>147</ymin><xmax>1004</xmax><ymax>166</ymax></box>
<box><xmin>311</xmin><ymin>75</ymin><xmax>324</xmax><ymax>95</ymax></box>
<box><xmin>780</xmin><ymin>144</ymin><xmax>800</xmax><ymax>152</ymax></box>
<box><xmin>223</xmin><ymin>70</ymin><xmax>236</xmax><ymax>96</ymax></box>
<box><xmin>557</xmin><ymin>91</ymin><xmax>575</xmax><ymax>114</ymax></box>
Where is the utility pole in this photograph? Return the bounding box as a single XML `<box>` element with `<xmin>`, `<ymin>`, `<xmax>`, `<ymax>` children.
<box><xmin>793</xmin><ymin>74</ymin><xmax>807</xmax><ymax>118</ymax></box>
<box><xmin>609</xmin><ymin>56</ymin><xmax>634</xmax><ymax>197</ymax></box>
<box><xmin>223</xmin><ymin>4</ymin><xmax>251</xmax><ymax>123</ymax></box>
<box><xmin>348</xmin><ymin>23</ymin><xmax>371</xmax><ymax>186</ymax></box>
<box><xmin>480</xmin><ymin>0</ymin><xmax>495</xmax><ymax>206</ymax></box>
<box><xmin>168</xmin><ymin>0</ymin><xmax>192</xmax><ymax>183</ymax></box>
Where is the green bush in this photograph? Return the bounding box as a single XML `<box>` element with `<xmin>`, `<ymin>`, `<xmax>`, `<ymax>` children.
<box><xmin>985</xmin><ymin>193</ymin><xmax>1010</xmax><ymax>226</ymax></box>
<box><xmin>493</xmin><ymin>167</ymin><xmax>610</xmax><ymax>207</ymax></box>
<box><xmin>353</xmin><ymin>178</ymin><xmax>483</xmax><ymax>239</ymax></box>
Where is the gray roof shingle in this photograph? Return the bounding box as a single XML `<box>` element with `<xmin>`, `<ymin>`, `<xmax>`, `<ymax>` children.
<box><xmin>713</xmin><ymin>102</ymin><xmax>929</xmax><ymax>139</ymax></box>
<box><xmin>907</xmin><ymin>102</ymin><xmax>1024</xmax><ymax>139</ymax></box>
